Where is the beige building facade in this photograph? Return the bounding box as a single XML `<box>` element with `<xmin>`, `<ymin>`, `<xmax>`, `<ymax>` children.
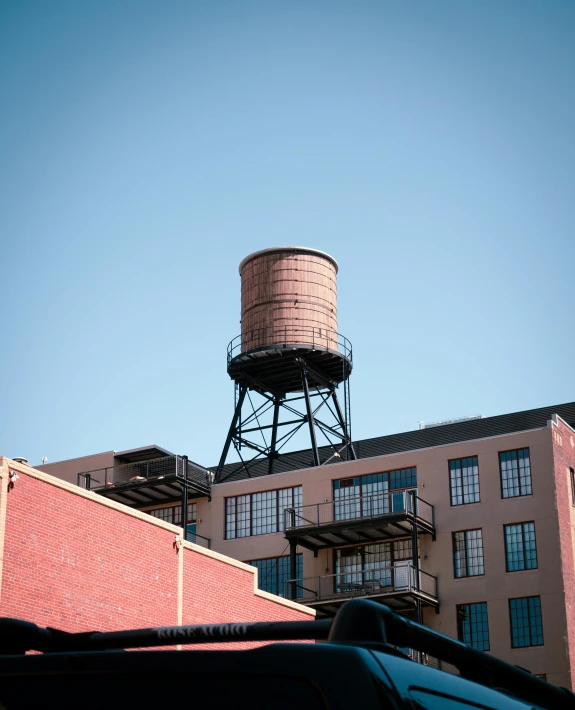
<box><xmin>36</xmin><ymin>401</ymin><xmax>575</xmax><ymax>688</ymax></box>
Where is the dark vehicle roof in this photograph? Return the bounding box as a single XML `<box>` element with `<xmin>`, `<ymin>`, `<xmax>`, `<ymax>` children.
<box><xmin>1</xmin><ymin>599</ymin><xmax>572</xmax><ymax>709</ymax></box>
<box><xmin>0</xmin><ymin>644</ymin><xmax>541</xmax><ymax>710</ymax></box>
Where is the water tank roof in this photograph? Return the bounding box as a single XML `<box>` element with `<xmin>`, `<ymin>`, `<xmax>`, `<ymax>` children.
<box><xmin>238</xmin><ymin>247</ymin><xmax>339</xmax><ymax>274</ymax></box>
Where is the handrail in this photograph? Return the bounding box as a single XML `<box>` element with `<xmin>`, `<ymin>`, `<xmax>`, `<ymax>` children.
<box><xmin>286</xmin><ymin>564</ymin><xmax>438</xmax><ymax>603</ymax></box>
<box><xmin>227</xmin><ymin>325</ymin><xmax>353</xmax><ymax>364</ymax></box>
<box><xmin>185</xmin><ymin>529</ymin><xmax>211</xmax><ymax>549</ymax></box>
<box><xmin>77</xmin><ymin>455</ymin><xmax>211</xmax><ymax>494</ymax></box>
<box><xmin>285</xmin><ymin>491</ymin><xmax>435</xmax><ymax>531</ymax></box>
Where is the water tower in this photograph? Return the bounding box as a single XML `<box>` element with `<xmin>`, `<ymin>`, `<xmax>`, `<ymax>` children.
<box><xmin>214</xmin><ymin>247</ymin><xmax>356</xmax><ymax>483</ymax></box>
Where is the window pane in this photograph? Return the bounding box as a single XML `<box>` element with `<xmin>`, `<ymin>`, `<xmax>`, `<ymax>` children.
<box><xmin>236</xmin><ymin>494</ymin><xmax>251</xmax><ymax>538</ymax></box>
<box><xmin>457</xmin><ymin>602</ymin><xmax>490</xmax><ymax>651</ymax></box>
<box><xmin>510</xmin><ymin>596</ymin><xmax>543</xmax><ymax>648</ymax></box>
<box><xmin>500</xmin><ymin>449</ymin><xmax>532</xmax><ymax>499</ymax></box>
<box><xmin>277</xmin><ymin>557</ymin><xmax>290</xmax><ymax>597</ymax></box>
<box><xmin>149</xmin><ymin>507</ymin><xmax>172</xmax><ymax>522</ymax></box>
<box><xmin>226</xmin><ymin>487</ymin><xmax>301</xmax><ymax>539</ymax></box>
<box><xmin>453</xmin><ymin>529</ymin><xmax>484</xmax><ymax>578</ymax></box>
<box><xmin>518</xmin><ymin>449</ymin><xmax>532</xmax><ymax>495</ymax></box>
<box><xmin>450</xmin><ymin>456</ymin><xmax>480</xmax><ymax>506</ymax></box>
<box><xmin>252</xmin><ymin>558</ymin><xmax>275</xmax><ymax>594</ymax></box>
<box><xmin>334</xmin><ymin>479</ymin><xmax>361</xmax><ymax>520</ymax></box>
<box><xmin>364</xmin><ymin>543</ymin><xmax>392</xmax><ymax>586</ymax></box>
<box><xmin>393</xmin><ymin>539</ymin><xmax>412</xmax><ymax>560</ymax></box>
<box><xmin>225</xmin><ymin>498</ymin><xmax>236</xmax><ymax>539</ymax></box>
<box><xmin>390</xmin><ymin>467</ymin><xmax>417</xmax><ymax>490</ymax></box>
<box><xmin>453</xmin><ymin>532</ymin><xmax>467</xmax><ymax>578</ymax></box>
<box><xmin>362</xmin><ymin>473</ymin><xmax>389</xmax><ymax>516</ymax></box>
<box><xmin>462</xmin><ymin>457</ymin><xmax>480</xmax><ymax>503</ymax></box>
<box><xmin>523</xmin><ymin>522</ymin><xmax>538</xmax><ymax>569</ymax></box>
<box><xmin>275</xmin><ymin>555</ymin><xmax>304</xmax><ymax>598</ymax></box>
<box><xmin>278</xmin><ymin>487</ymin><xmax>302</xmax><ymax>532</ymax></box>
<box><xmin>500</xmin><ymin>451</ymin><xmax>520</xmax><ymax>498</ymax></box>
<box><xmin>510</xmin><ymin>597</ymin><xmax>530</xmax><ymax>647</ymax></box>
<box><xmin>528</xmin><ymin>596</ymin><xmax>544</xmax><ymax>645</ymax></box>
<box><xmin>333</xmin><ymin>470</ymin><xmax>416</xmax><ymax>520</ymax></box>
<box><xmin>466</xmin><ymin>529</ymin><xmax>484</xmax><ymax>576</ymax></box>
<box><xmin>505</xmin><ymin>522</ymin><xmax>537</xmax><ymax>572</ymax></box>
<box><xmin>252</xmin><ymin>491</ymin><xmax>277</xmax><ymax>535</ymax></box>
<box><xmin>505</xmin><ymin>524</ymin><xmax>524</xmax><ymax>571</ymax></box>
<box><xmin>449</xmin><ymin>460</ymin><xmax>463</xmax><ymax>506</ymax></box>
<box><xmin>336</xmin><ymin>547</ymin><xmax>363</xmax><ymax>585</ymax></box>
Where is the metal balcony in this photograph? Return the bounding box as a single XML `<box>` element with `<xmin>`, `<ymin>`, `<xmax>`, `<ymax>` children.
<box><xmin>285</xmin><ymin>563</ymin><xmax>438</xmax><ymax>618</ymax></box>
<box><xmin>77</xmin><ymin>455</ymin><xmax>212</xmax><ymax>506</ymax></box>
<box><xmin>284</xmin><ymin>491</ymin><xmax>435</xmax><ymax>552</ymax></box>
<box><xmin>184</xmin><ymin>529</ymin><xmax>211</xmax><ymax>550</ymax></box>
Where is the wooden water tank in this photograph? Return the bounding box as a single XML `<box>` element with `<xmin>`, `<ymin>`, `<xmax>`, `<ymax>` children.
<box><xmin>239</xmin><ymin>247</ymin><xmax>339</xmax><ymax>353</ymax></box>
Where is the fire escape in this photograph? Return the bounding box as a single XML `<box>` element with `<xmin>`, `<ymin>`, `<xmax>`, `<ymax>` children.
<box><xmin>284</xmin><ymin>489</ymin><xmax>437</xmax><ymax>622</ymax></box>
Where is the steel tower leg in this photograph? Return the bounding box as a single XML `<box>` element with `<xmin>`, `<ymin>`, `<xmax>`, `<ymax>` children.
<box><xmin>301</xmin><ymin>367</ymin><xmax>320</xmax><ymax>467</ymax></box>
<box><xmin>268</xmin><ymin>396</ymin><xmax>281</xmax><ymax>476</ymax></box>
<box><xmin>331</xmin><ymin>389</ymin><xmax>357</xmax><ymax>460</ymax></box>
<box><xmin>215</xmin><ymin>384</ymin><xmax>248</xmax><ymax>482</ymax></box>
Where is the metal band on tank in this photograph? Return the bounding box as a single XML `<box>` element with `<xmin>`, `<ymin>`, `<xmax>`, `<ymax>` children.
<box><xmin>238</xmin><ymin>247</ymin><xmax>339</xmax><ymax>274</ymax></box>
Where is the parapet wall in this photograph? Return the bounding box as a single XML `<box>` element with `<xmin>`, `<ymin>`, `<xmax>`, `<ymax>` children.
<box><xmin>0</xmin><ymin>457</ymin><xmax>314</xmax><ymax>648</ymax></box>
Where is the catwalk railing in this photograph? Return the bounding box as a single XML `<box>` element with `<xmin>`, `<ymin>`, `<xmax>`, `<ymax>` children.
<box><xmin>285</xmin><ymin>564</ymin><xmax>438</xmax><ymax>604</ymax></box>
<box><xmin>285</xmin><ymin>491</ymin><xmax>434</xmax><ymax>531</ymax></box>
<box><xmin>77</xmin><ymin>455</ymin><xmax>212</xmax><ymax>496</ymax></box>
<box><xmin>228</xmin><ymin>325</ymin><xmax>353</xmax><ymax>362</ymax></box>
<box><xmin>184</xmin><ymin>528</ymin><xmax>211</xmax><ymax>550</ymax></box>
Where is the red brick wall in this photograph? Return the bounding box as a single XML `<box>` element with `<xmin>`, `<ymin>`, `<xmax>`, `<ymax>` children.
<box><xmin>182</xmin><ymin>549</ymin><xmax>312</xmax><ymax>650</ymax></box>
<box><xmin>0</xmin><ymin>459</ymin><xmax>313</xmax><ymax>648</ymax></box>
<box><xmin>552</xmin><ymin>417</ymin><xmax>575</xmax><ymax>688</ymax></box>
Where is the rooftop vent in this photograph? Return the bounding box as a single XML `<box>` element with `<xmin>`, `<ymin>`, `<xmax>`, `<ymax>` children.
<box><xmin>418</xmin><ymin>415</ymin><xmax>485</xmax><ymax>430</ymax></box>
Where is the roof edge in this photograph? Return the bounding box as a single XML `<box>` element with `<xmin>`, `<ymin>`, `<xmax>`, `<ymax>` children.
<box><xmin>239</xmin><ymin>247</ymin><xmax>339</xmax><ymax>274</ymax></box>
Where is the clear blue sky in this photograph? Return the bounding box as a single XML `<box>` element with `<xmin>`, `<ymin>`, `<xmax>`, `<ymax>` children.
<box><xmin>1</xmin><ymin>0</ymin><xmax>573</xmax><ymax>468</ymax></box>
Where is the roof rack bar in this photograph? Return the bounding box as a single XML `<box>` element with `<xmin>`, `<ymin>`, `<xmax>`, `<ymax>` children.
<box><xmin>1</xmin><ymin>600</ymin><xmax>573</xmax><ymax>709</ymax></box>
<box><xmin>328</xmin><ymin>600</ymin><xmax>573</xmax><ymax>710</ymax></box>
<box><xmin>0</xmin><ymin>618</ymin><xmax>331</xmax><ymax>654</ymax></box>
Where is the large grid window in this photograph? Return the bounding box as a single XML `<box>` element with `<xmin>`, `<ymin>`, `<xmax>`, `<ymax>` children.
<box><xmin>149</xmin><ymin>503</ymin><xmax>196</xmax><ymax>525</ymax></box>
<box><xmin>225</xmin><ymin>487</ymin><xmax>302</xmax><ymax>539</ymax></box>
<box><xmin>393</xmin><ymin>539</ymin><xmax>413</xmax><ymax>560</ymax></box>
<box><xmin>453</xmin><ymin>529</ymin><xmax>484</xmax><ymax>578</ymax></box>
<box><xmin>509</xmin><ymin>596</ymin><xmax>543</xmax><ymax>648</ymax></box>
<box><xmin>335</xmin><ymin>540</ymin><xmax>413</xmax><ymax>567</ymax></box>
<box><xmin>504</xmin><ymin>522</ymin><xmax>537</xmax><ymax>572</ymax></box>
<box><xmin>500</xmin><ymin>449</ymin><xmax>532</xmax><ymax>498</ymax></box>
<box><xmin>457</xmin><ymin>602</ymin><xmax>490</xmax><ymax>651</ymax></box>
<box><xmin>333</xmin><ymin>468</ymin><xmax>416</xmax><ymax>521</ymax></box>
<box><xmin>335</xmin><ymin>539</ymin><xmax>413</xmax><ymax>588</ymax></box>
<box><xmin>449</xmin><ymin>456</ymin><xmax>480</xmax><ymax>506</ymax></box>
<box><xmin>247</xmin><ymin>554</ymin><xmax>303</xmax><ymax>598</ymax></box>
<box><xmin>390</xmin><ymin>468</ymin><xmax>417</xmax><ymax>489</ymax></box>
<box><xmin>149</xmin><ymin>503</ymin><xmax>197</xmax><ymax>535</ymax></box>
